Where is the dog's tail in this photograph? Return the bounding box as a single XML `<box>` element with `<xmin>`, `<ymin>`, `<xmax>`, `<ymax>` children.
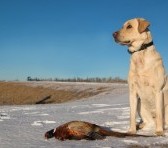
<box><xmin>45</xmin><ymin>129</ymin><xmax>55</xmax><ymax>139</ymax></box>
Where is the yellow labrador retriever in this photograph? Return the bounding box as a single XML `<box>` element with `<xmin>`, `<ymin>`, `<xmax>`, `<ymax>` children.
<box><xmin>113</xmin><ymin>18</ymin><xmax>168</xmax><ymax>136</ymax></box>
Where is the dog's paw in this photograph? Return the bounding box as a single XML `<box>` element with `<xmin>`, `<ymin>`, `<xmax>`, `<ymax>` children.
<box><xmin>155</xmin><ymin>131</ymin><xmax>164</xmax><ymax>136</ymax></box>
<box><xmin>128</xmin><ymin>128</ymin><xmax>136</xmax><ymax>135</ymax></box>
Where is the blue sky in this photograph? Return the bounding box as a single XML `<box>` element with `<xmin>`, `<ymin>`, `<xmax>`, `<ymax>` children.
<box><xmin>0</xmin><ymin>0</ymin><xmax>168</xmax><ymax>81</ymax></box>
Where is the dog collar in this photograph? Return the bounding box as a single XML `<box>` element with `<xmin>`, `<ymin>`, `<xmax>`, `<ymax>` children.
<box><xmin>128</xmin><ymin>41</ymin><xmax>154</xmax><ymax>54</ymax></box>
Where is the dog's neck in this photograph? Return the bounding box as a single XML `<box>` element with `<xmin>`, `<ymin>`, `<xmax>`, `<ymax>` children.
<box><xmin>128</xmin><ymin>41</ymin><xmax>154</xmax><ymax>55</ymax></box>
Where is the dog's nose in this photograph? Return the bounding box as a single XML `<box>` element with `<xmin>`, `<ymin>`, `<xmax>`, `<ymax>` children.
<box><xmin>113</xmin><ymin>32</ymin><xmax>118</xmax><ymax>38</ymax></box>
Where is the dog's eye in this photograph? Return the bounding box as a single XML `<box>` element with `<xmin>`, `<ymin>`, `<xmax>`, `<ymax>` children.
<box><xmin>127</xmin><ymin>25</ymin><xmax>132</xmax><ymax>29</ymax></box>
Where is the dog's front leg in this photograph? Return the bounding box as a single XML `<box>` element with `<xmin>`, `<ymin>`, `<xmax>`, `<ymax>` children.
<box><xmin>155</xmin><ymin>91</ymin><xmax>164</xmax><ymax>136</ymax></box>
<box><xmin>128</xmin><ymin>90</ymin><xmax>138</xmax><ymax>134</ymax></box>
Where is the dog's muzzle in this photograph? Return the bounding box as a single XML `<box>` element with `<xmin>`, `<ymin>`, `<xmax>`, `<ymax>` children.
<box><xmin>113</xmin><ymin>31</ymin><xmax>120</xmax><ymax>43</ymax></box>
<box><xmin>113</xmin><ymin>31</ymin><xmax>131</xmax><ymax>45</ymax></box>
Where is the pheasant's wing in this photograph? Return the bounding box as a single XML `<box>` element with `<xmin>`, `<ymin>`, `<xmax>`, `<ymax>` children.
<box><xmin>86</xmin><ymin>132</ymin><xmax>106</xmax><ymax>140</ymax></box>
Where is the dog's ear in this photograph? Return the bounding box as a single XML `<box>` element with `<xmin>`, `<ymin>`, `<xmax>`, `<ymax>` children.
<box><xmin>137</xmin><ymin>18</ymin><xmax>150</xmax><ymax>33</ymax></box>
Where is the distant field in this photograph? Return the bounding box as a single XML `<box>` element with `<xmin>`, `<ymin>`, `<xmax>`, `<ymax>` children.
<box><xmin>0</xmin><ymin>82</ymin><xmax>99</xmax><ymax>105</ymax></box>
<box><xmin>0</xmin><ymin>81</ymin><xmax>127</xmax><ymax>105</ymax></box>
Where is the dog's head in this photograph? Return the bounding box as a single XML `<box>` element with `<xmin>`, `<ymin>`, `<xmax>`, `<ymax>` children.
<box><xmin>113</xmin><ymin>18</ymin><xmax>152</xmax><ymax>53</ymax></box>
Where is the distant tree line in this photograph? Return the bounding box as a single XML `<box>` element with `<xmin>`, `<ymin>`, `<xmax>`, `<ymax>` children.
<box><xmin>27</xmin><ymin>76</ymin><xmax>127</xmax><ymax>83</ymax></box>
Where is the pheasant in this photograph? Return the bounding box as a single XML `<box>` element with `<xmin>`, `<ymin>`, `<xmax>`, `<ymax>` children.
<box><xmin>45</xmin><ymin>121</ymin><xmax>152</xmax><ymax>141</ymax></box>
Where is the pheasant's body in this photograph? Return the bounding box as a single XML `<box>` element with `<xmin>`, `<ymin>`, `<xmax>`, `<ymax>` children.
<box><xmin>45</xmin><ymin>121</ymin><xmax>151</xmax><ymax>141</ymax></box>
<box><xmin>54</xmin><ymin>121</ymin><xmax>102</xmax><ymax>140</ymax></box>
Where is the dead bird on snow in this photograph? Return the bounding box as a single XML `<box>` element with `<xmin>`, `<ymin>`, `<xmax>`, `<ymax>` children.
<box><xmin>45</xmin><ymin>121</ymin><xmax>153</xmax><ymax>141</ymax></box>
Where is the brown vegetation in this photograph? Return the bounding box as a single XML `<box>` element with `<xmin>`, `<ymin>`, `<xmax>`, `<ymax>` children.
<box><xmin>0</xmin><ymin>82</ymin><xmax>102</xmax><ymax>105</ymax></box>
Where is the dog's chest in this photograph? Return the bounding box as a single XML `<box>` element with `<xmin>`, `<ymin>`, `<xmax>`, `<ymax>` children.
<box><xmin>131</xmin><ymin>53</ymin><xmax>148</xmax><ymax>70</ymax></box>
<box><xmin>129</xmin><ymin>54</ymin><xmax>155</xmax><ymax>90</ymax></box>
<box><xmin>129</xmin><ymin>68</ymin><xmax>155</xmax><ymax>103</ymax></box>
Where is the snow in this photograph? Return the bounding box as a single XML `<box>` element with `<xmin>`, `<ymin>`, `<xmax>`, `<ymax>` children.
<box><xmin>0</xmin><ymin>83</ymin><xmax>168</xmax><ymax>148</ymax></box>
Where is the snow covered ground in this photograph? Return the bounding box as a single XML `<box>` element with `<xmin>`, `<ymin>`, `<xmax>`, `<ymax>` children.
<box><xmin>0</xmin><ymin>83</ymin><xmax>168</xmax><ymax>148</ymax></box>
